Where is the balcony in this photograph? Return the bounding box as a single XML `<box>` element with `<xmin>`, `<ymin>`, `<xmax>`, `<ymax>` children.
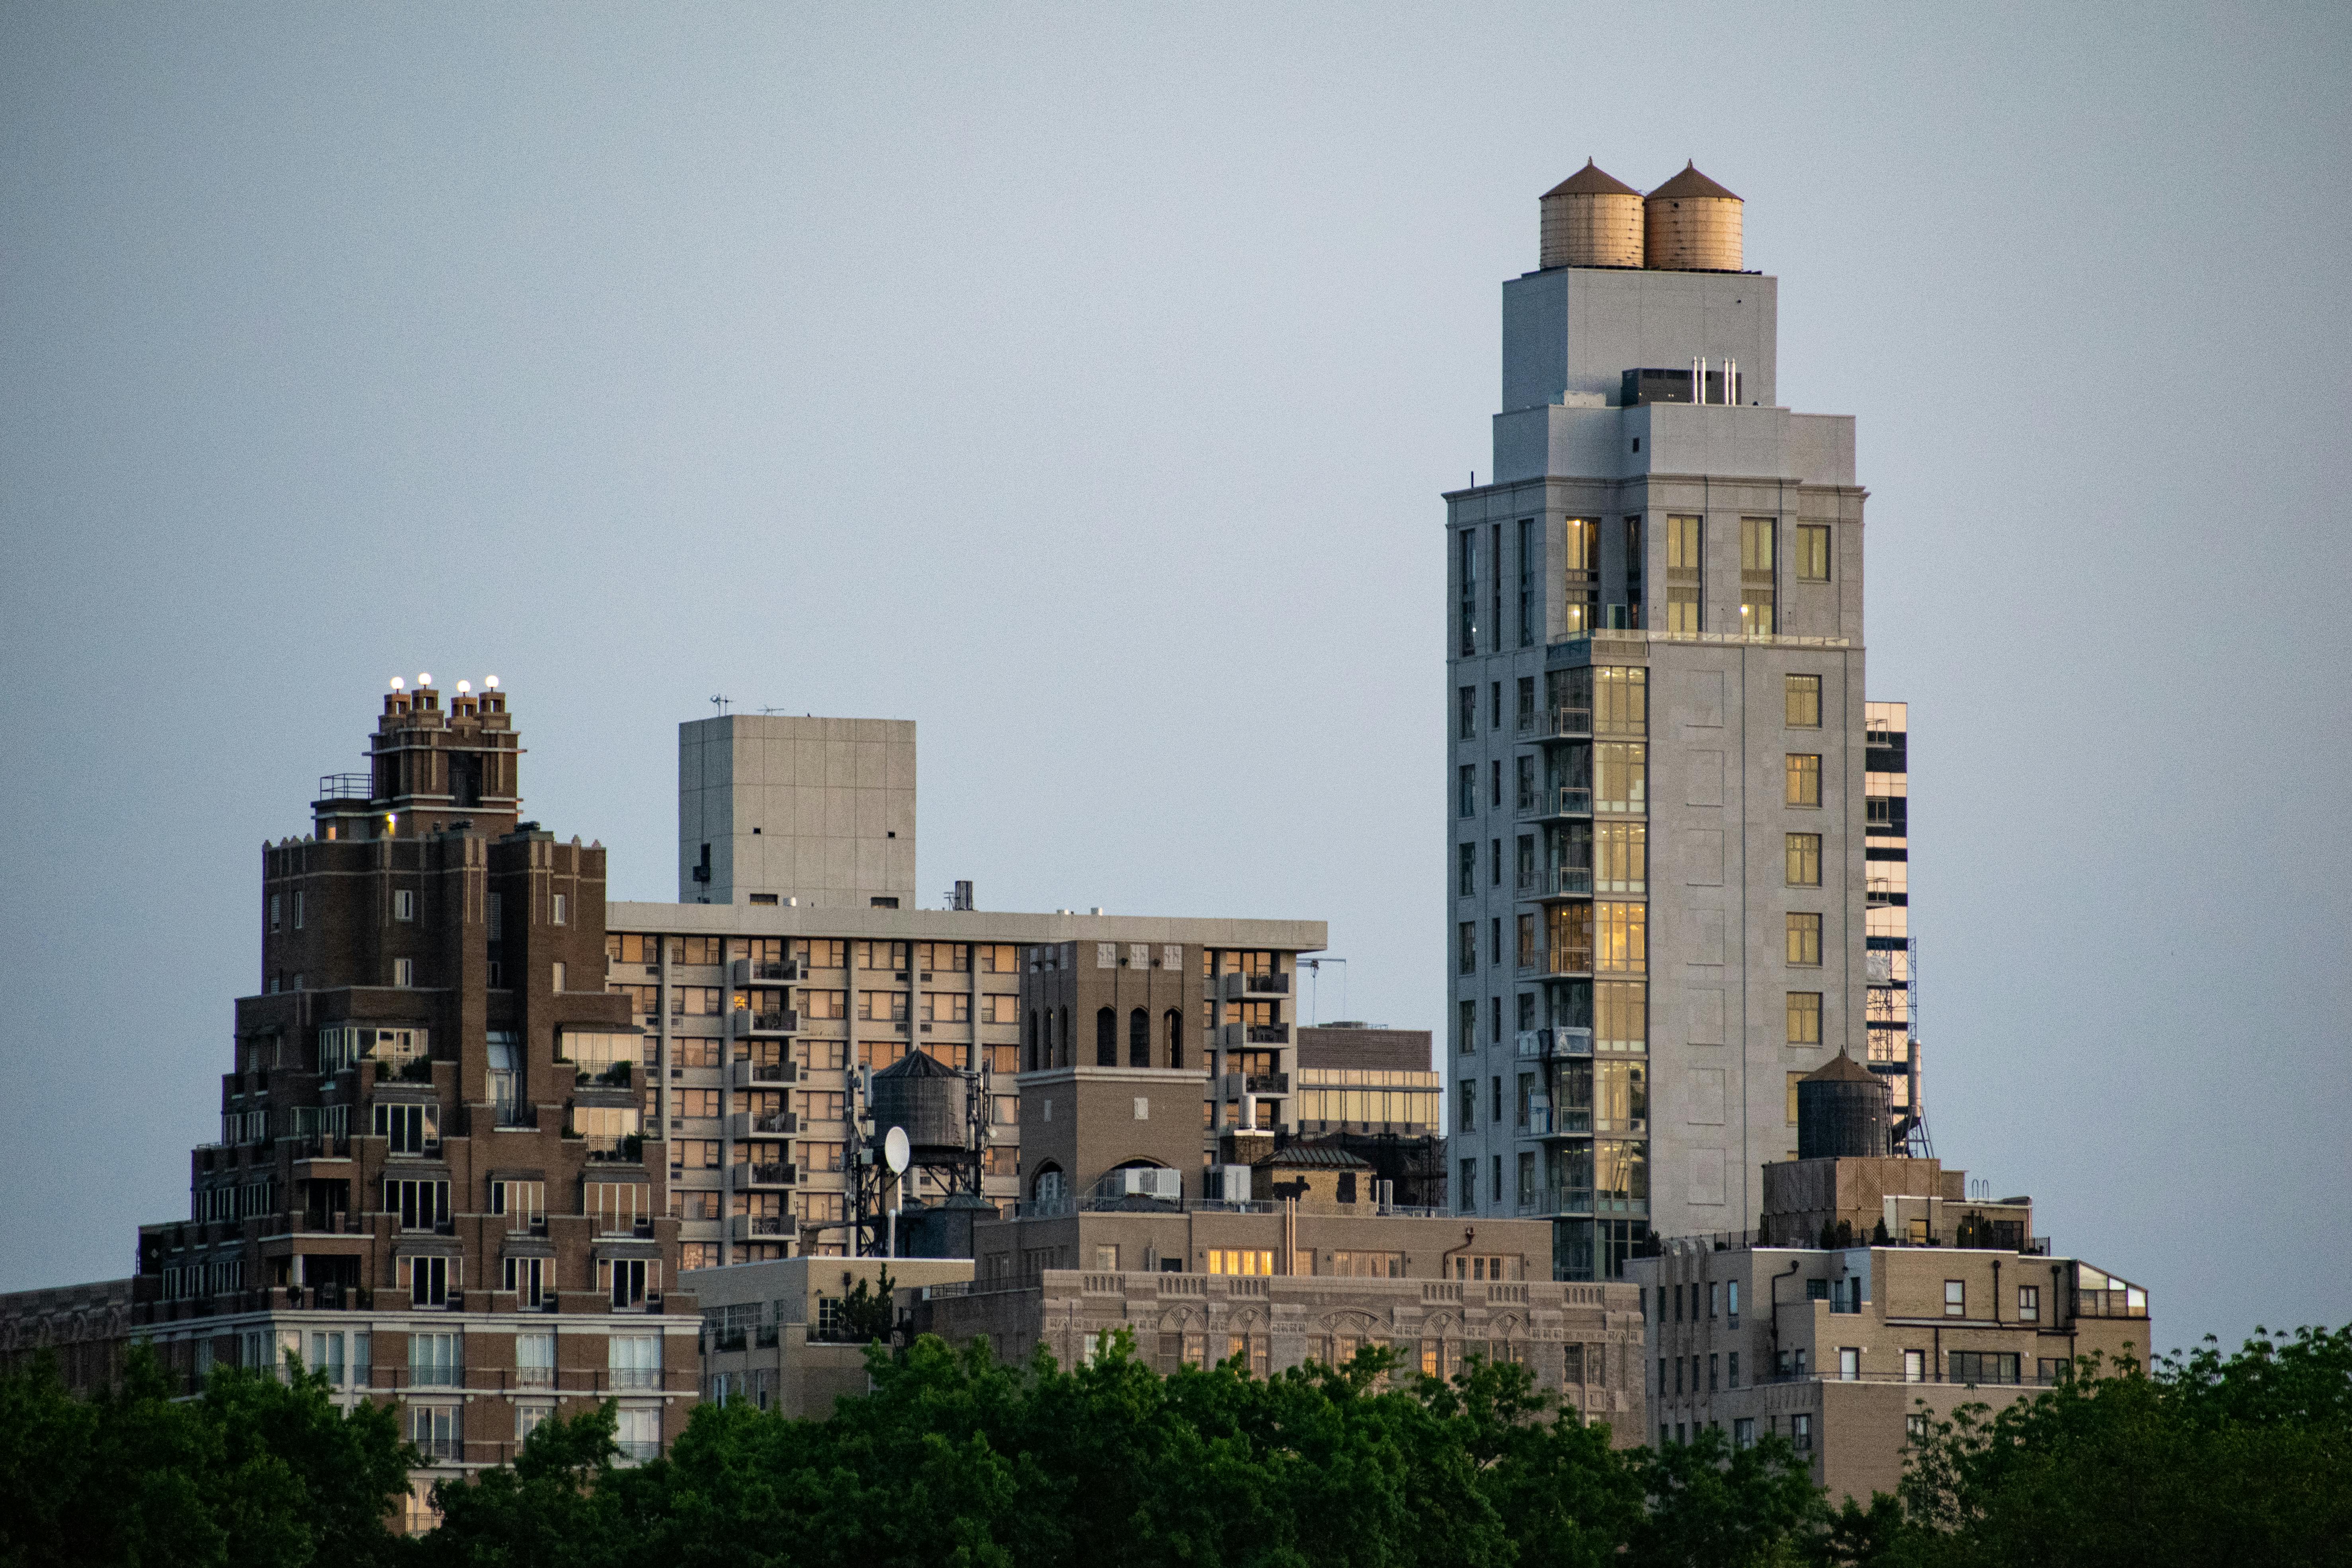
<box><xmin>574</xmin><ymin>1061</ymin><xmax>635</xmax><ymax>1089</ymax></box>
<box><xmin>731</xmin><ymin>957</ymin><xmax>806</xmax><ymax>985</ymax></box>
<box><xmin>727</xmin><ymin>1109</ymin><xmax>800</xmax><ymax>1139</ymax></box>
<box><xmin>727</xmin><ymin>1162</ymin><xmax>798</xmax><ymax>1191</ymax></box>
<box><xmin>1515</xmin><ymin>787</ymin><xmax>1592</xmax><ymax>823</ymax></box>
<box><xmin>1518</xmin><ymin>866</ymin><xmax>1593</xmax><ymax>901</ymax></box>
<box><xmin>1524</xmin><ymin>946</ymin><xmax>1593</xmax><ymax>980</ymax></box>
<box><xmin>732</xmin><ymin>1008</ymin><xmax>798</xmax><ymax>1036</ymax></box>
<box><xmin>1217</xmin><ymin>1072</ymin><xmax>1290</xmax><ymax>1099</ymax></box>
<box><xmin>1516</xmin><ymin>1187</ymin><xmax>1596</xmax><ymax>1217</ymax></box>
<box><xmin>729</xmin><ymin>1213</ymin><xmax>797</xmax><ymax>1241</ymax></box>
<box><xmin>1517</xmin><ymin>706</ymin><xmax>1593</xmax><ymax>742</ymax></box>
<box><xmin>1516</xmin><ymin>1026</ymin><xmax>1594</xmax><ymax>1060</ymax></box>
<box><xmin>1216</xmin><ymin>971</ymin><xmax>1291</xmax><ymax>1001</ymax></box>
<box><xmin>1217</xmin><ymin>1021</ymin><xmax>1292</xmax><ymax>1052</ymax></box>
<box><xmin>727</xmin><ymin>1059</ymin><xmax>799</xmax><ymax>1090</ymax></box>
<box><xmin>1524</xmin><ymin>1105</ymin><xmax>1592</xmax><ymax>1137</ymax></box>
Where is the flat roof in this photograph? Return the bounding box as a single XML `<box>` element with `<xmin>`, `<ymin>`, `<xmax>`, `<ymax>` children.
<box><xmin>608</xmin><ymin>900</ymin><xmax>1326</xmax><ymax>951</ymax></box>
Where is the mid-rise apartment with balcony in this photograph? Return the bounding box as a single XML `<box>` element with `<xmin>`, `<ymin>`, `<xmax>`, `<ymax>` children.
<box><xmin>1446</xmin><ymin>162</ymin><xmax>1896</xmax><ymax>1276</ymax></box>
<box><xmin>606</xmin><ymin>714</ymin><xmax>1329</xmax><ymax>1269</ymax></box>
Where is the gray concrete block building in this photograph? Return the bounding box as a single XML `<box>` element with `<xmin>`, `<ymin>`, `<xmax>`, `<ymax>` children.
<box><xmin>1446</xmin><ymin>164</ymin><xmax>1919</xmax><ymax>1275</ymax></box>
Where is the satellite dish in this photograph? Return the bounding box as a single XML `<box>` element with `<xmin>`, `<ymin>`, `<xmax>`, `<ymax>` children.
<box><xmin>883</xmin><ymin>1125</ymin><xmax>910</xmax><ymax>1175</ymax></box>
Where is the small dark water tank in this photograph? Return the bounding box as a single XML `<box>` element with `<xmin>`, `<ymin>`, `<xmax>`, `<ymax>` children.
<box><xmin>1797</xmin><ymin>1054</ymin><xmax>1891</xmax><ymax>1160</ymax></box>
<box><xmin>869</xmin><ymin>1050</ymin><xmax>967</xmax><ymax>1156</ymax></box>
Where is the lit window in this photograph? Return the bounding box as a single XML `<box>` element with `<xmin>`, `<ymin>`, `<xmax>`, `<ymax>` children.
<box><xmin>1796</xmin><ymin>524</ymin><xmax>1831</xmax><ymax>582</ymax></box>
<box><xmin>393</xmin><ymin>957</ymin><xmax>414</xmax><ymax>988</ymax></box>
<box><xmin>394</xmin><ymin>889</ymin><xmax>415</xmax><ymax>922</ymax></box>
<box><xmin>1785</xmin><ymin>674</ymin><xmax>1821</xmax><ymax>727</ymax></box>
<box><xmin>1944</xmin><ymin>1279</ymin><xmax>1966</xmax><ymax>1317</ymax></box>
<box><xmin>1787</xmin><ymin>913</ymin><xmax>1822</xmax><ymax>967</ymax></box>
<box><xmin>1787</xmin><ymin>992</ymin><xmax>1822</xmax><ymax>1045</ymax></box>
<box><xmin>1785</xmin><ymin>833</ymin><xmax>1822</xmax><ymax>887</ymax></box>
<box><xmin>553</xmin><ymin>893</ymin><xmax>568</xmax><ymax>926</ymax></box>
<box><xmin>1785</xmin><ymin>754</ymin><xmax>1821</xmax><ymax>808</ymax></box>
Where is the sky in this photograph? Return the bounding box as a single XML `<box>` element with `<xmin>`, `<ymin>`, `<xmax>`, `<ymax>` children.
<box><xmin>2</xmin><ymin>4</ymin><xmax>2346</xmax><ymax>1351</ymax></box>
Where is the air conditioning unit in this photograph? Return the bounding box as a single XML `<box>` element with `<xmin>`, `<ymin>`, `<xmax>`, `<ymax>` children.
<box><xmin>1098</xmin><ymin>1166</ymin><xmax>1182</xmax><ymax>1201</ymax></box>
<box><xmin>1203</xmin><ymin>1164</ymin><xmax>1252</xmax><ymax>1202</ymax></box>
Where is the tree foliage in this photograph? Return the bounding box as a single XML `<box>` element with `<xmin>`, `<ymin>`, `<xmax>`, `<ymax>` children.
<box><xmin>0</xmin><ymin>1343</ymin><xmax>412</xmax><ymax>1568</ymax></box>
<box><xmin>6</xmin><ymin>1324</ymin><xmax>2348</xmax><ymax>1566</ymax></box>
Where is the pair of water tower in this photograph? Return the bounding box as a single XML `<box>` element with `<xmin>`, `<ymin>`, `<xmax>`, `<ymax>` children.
<box><xmin>1539</xmin><ymin>160</ymin><xmax>1745</xmax><ymax>272</ymax></box>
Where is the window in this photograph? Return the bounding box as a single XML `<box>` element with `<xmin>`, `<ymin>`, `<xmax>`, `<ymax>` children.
<box><xmin>1516</xmin><ymin>913</ymin><xmax>1536</xmax><ymax>970</ymax></box>
<box><xmin>1905</xmin><ymin>1349</ymin><xmax>1926</xmax><ymax>1382</ymax></box>
<box><xmin>1726</xmin><ymin>1280</ymin><xmax>1739</xmax><ymax>1322</ymax></box>
<box><xmin>609</xmin><ymin>1334</ymin><xmax>660</xmax><ymax>1389</ymax></box>
<box><xmin>1490</xmin><ymin>838</ymin><xmax>1502</xmax><ymax>889</ymax></box>
<box><xmin>858</xmin><ymin>991</ymin><xmax>910</xmax><ymax>1022</ymax></box>
<box><xmin>1595</xmin><ymin>901</ymin><xmax>1646</xmax><ymax>974</ymax></box>
<box><xmin>1458</xmin><ymin>686</ymin><xmax>1476</xmax><ymax>740</ymax></box>
<box><xmin>1838</xmin><ymin>1347</ymin><xmax>1860</xmax><ymax>1381</ymax></box>
<box><xmin>1491</xmin><ymin>758</ymin><xmax>1502</xmax><ymax>807</ymax></box>
<box><xmin>1561</xmin><ymin>517</ymin><xmax>1599</xmax><ymax>636</ymax></box>
<box><xmin>587</xmin><ymin>1181</ymin><xmax>649</xmax><ymax>1233</ymax></box>
<box><xmin>1785</xmin><ymin>754</ymin><xmax>1821</xmax><ymax>807</ymax></box>
<box><xmin>2039</xmin><ymin>1357</ymin><xmax>2073</xmax><ymax>1384</ymax></box>
<box><xmin>1457</xmin><ymin>1081</ymin><xmax>1476</xmax><ymax>1132</ymax></box>
<box><xmin>1950</xmin><ymin>1351</ymin><xmax>2021</xmax><ymax>1385</ymax></box>
<box><xmin>1944</xmin><ymin>1279</ymin><xmax>1966</xmax><ymax>1317</ymax></box>
<box><xmin>1786</xmin><ymin>833</ymin><xmax>1822</xmax><ymax>887</ymax></box>
<box><xmin>604</xmin><ymin>1258</ymin><xmax>656</xmax><ymax>1309</ymax></box>
<box><xmin>1785</xmin><ymin>674</ymin><xmax>1821</xmax><ymax>728</ymax></box>
<box><xmin>2018</xmin><ymin>1285</ymin><xmax>2041</xmax><ymax>1322</ymax></box>
<box><xmin>1739</xmin><ymin>517</ymin><xmax>1776</xmax><ymax>635</ymax></box>
<box><xmin>1457</xmin><ymin>764</ymin><xmax>1476</xmax><ymax>819</ymax></box>
<box><xmin>1796</xmin><ymin>523</ymin><xmax>1831</xmax><ymax>582</ymax></box>
<box><xmin>1786</xmin><ymin>1072</ymin><xmax>1804</xmax><ymax>1127</ymax></box>
<box><xmin>384</xmin><ymin>1177</ymin><xmax>448</xmax><ymax>1230</ymax></box>
<box><xmin>1457</xmin><ymin>842</ymin><xmax>1475</xmax><ymax>898</ymax></box>
<box><xmin>1665</xmin><ymin>516</ymin><xmax>1702</xmax><ymax>634</ymax></box>
<box><xmin>373</xmin><ymin>1101</ymin><xmax>440</xmax><ymax>1155</ymax></box>
<box><xmin>552</xmin><ymin>893</ymin><xmax>568</xmax><ymax>926</ymax></box>
<box><xmin>394</xmin><ymin>889</ymin><xmax>415</xmax><ymax>922</ymax></box>
<box><xmin>503</xmin><ymin>1256</ymin><xmax>551</xmax><ymax>1306</ymax></box>
<box><xmin>1458</xmin><ymin>1158</ymin><xmax>1476</xmax><ymax>1211</ymax></box>
<box><xmin>1459</xmin><ymin>529</ymin><xmax>1479</xmax><ymax>655</ymax></box>
<box><xmin>393</xmin><ymin>957</ymin><xmax>414</xmax><ymax>988</ymax></box>
<box><xmin>406</xmin><ymin>1255</ymin><xmax>456</xmax><ymax>1307</ymax></box>
<box><xmin>1786</xmin><ymin>992</ymin><xmax>1822</xmax><ymax>1045</ymax></box>
<box><xmin>615</xmin><ymin>1406</ymin><xmax>659</xmax><ymax>1463</ymax></box>
<box><xmin>1787</xmin><ymin>912</ymin><xmax>1822</xmax><ymax>967</ymax></box>
<box><xmin>1728</xmin><ymin>1351</ymin><xmax>1740</xmax><ymax>1387</ymax></box>
<box><xmin>1734</xmin><ymin>1417</ymin><xmax>1756</xmax><ymax>1449</ymax></box>
<box><xmin>269</xmin><ymin>894</ymin><xmax>282</xmax><ymax>932</ymax></box>
<box><xmin>1594</xmin><ymin>822</ymin><xmax>1647</xmax><ymax>893</ymax></box>
<box><xmin>409</xmin><ymin>1402</ymin><xmax>460</xmax><ymax>1463</ymax></box>
<box><xmin>1709</xmin><ymin>1352</ymin><xmax>1720</xmax><ymax>1390</ymax></box>
<box><xmin>1790</xmin><ymin>1412</ymin><xmax>1812</xmax><ymax>1453</ymax></box>
<box><xmin>1907</xmin><ymin>1412</ymin><xmax>1929</xmax><ymax>1443</ymax></box>
<box><xmin>1207</xmin><ymin>1249</ymin><xmax>1277</xmax><ymax>1276</ymax></box>
<box><xmin>1594</xmin><ymin>741</ymin><xmax>1647</xmax><ymax>814</ymax></box>
<box><xmin>1458</xmin><ymin>922</ymin><xmax>1476</xmax><ymax>976</ymax></box>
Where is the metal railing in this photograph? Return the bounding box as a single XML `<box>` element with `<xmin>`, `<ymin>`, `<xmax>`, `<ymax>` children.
<box><xmin>1516</xmin><ymin>787</ymin><xmax>1593</xmax><ymax>821</ymax></box>
<box><xmin>1518</xmin><ymin>706</ymin><xmax>1593</xmax><ymax>740</ymax></box>
<box><xmin>1525</xmin><ymin>866</ymin><xmax>1593</xmax><ymax>898</ymax></box>
<box><xmin>316</xmin><ymin>773</ymin><xmax>373</xmax><ymax>801</ymax></box>
<box><xmin>1244</xmin><ymin>1072</ymin><xmax>1288</xmax><ymax>1095</ymax></box>
<box><xmin>1244</xmin><ymin>1025</ymin><xmax>1287</xmax><ymax>1045</ymax></box>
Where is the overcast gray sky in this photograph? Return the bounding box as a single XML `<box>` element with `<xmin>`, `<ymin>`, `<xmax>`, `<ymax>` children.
<box><xmin>4</xmin><ymin>4</ymin><xmax>2346</xmax><ymax>1350</ymax></box>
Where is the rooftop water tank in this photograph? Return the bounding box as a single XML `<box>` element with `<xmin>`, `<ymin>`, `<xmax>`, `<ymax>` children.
<box><xmin>1540</xmin><ymin>160</ymin><xmax>1645</xmax><ymax>269</ymax></box>
<box><xmin>869</xmin><ymin>1050</ymin><xmax>967</xmax><ymax>1157</ymax></box>
<box><xmin>1797</xmin><ymin>1054</ymin><xmax>1892</xmax><ymax>1160</ymax></box>
<box><xmin>1644</xmin><ymin>162</ymin><xmax>1743</xmax><ymax>272</ymax></box>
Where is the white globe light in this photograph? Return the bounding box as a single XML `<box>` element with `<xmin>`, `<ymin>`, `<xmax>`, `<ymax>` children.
<box><xmin>418</xmin><ymin>672</ymin><xmax>432</xmax><ymax>686</ymax></box>
<box><xmin>456</xmin><ymin>680</ymin><xmax>472</xmax><ymax>695</ymax></box>
<box><xmin>390</xmin><ymin>677</ymin><xmax>406</xmax><ymax>691</ymax></box>
<box><xmin>483</xmin><ymin>675</ymin><xmax>499</xmax><ymax>689</ymax></box>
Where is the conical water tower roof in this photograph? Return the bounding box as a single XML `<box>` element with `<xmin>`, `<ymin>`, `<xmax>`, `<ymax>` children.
<box><xmin>1544</xmin><ymin>158</ymin><xmax>1641</xmax><ymax>199</ymax></box>
<box><xmin>1802</xmin><ymin>1052</ymin><xmax>1879</xmax><ymax>1085</ymax></box>
<box><xmin>1648</xmin><ymin>161</ymin><xmax>1742</xmax><ymax>201</ymax></box>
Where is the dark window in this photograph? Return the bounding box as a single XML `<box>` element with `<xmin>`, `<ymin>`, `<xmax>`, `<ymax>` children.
<box><xmin>1164</xmin><ymin>1010</ymin><xmax>1182</xmax><ymax>1070</ymax></box>
<box><xmin>1096</xmin><ymin>1008</ymin><xmax>1116</xmax><ymax>1067</ymax></box>
<box><xmin>1458</xmin><ymin>685</ymin><xmax>1476</xmax><ymax>740</ymax></box>
<box><xmin>1129</xmin><ymin>1008</ymin><xmax>1150</xmax><ymax>1068</ymax></box>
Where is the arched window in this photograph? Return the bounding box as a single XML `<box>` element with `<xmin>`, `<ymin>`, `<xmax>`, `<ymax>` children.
<box><xmin>1165</xmin><ymin>1010</ymin><xmax>1183</xmax><ymax>1070</ymax></box>
<box><xmin>1033</xmin><ymin>1164</ymin><xmax>1065</xmax><ymax>1204</ymax></box>
<box><xmin>1026</xmin><ymin>1010</ymin><xmax>1039</xmax><ymax>1072</ymax></box>
<box><xmin>1129</xmin><ymin>1008</ymin><xmax>1150</xmax><ymax>1068</ymax></box>
<box><xmin>1058</xmin><ymin>1007</ymin><xmax>1070</xmax><ymax>1067</ymax></box>
<box><xmin>1096</xmin><ymin>1007</ymin><xmax>1116</xmax><ymax>1067</ymax></box>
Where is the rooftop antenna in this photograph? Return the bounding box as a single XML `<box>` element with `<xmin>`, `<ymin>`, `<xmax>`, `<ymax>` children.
<box><xmin>710</xmin><ymin>694</ymin><xmax>731</xmax><ymax>715</ymax></box>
